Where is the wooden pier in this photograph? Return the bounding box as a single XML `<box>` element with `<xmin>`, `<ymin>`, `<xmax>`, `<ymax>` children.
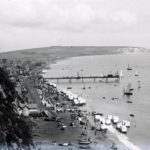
<box><xmin>45</xmin><ymin>75</ymin><xmax>120</xmax><ymax>83</ymax></box>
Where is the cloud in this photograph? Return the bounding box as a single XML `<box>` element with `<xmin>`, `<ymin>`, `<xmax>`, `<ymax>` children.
<box><xmin>0</xmin><ymin>0</ymin><xmax>150</xmax><ymax>51</ymax></box>
<box><xmin>0</xmin><ymin>0</ymin><xmax>138</xmax><ymax>31</ymax></box>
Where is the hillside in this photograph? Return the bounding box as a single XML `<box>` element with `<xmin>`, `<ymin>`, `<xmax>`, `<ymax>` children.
<box><xmin>0</xmin><ymin>46</ymin><xmax>149</xmax><ymax>62</ymax></box>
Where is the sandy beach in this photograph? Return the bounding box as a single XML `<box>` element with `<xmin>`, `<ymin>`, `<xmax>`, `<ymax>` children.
<box><xmin>41</xmin><ymin>53</ymin><xmax>150</xmax><ymax>150</ymax></box>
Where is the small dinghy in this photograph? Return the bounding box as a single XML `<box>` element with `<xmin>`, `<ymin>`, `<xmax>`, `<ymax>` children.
<box><xmin>79</xmin><ymin>139</ymin><xmax>90</xmax><ymax>145</ymax></box>
<box><xmin>79</xmin><ymin>145</ymin><xmax>91</xmax><ymax>149</ymax></box>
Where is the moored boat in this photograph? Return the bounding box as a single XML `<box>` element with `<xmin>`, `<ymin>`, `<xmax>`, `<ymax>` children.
<box><xmin>127</xmin><ymin>64</ymin><xmax>132</xmax><ymax>70</ymax></box>
<box><xmin>79</xmin><ymin>139</ymin><xmax>91</xmax><ymax>145</ymax></box>
<box><xmin>135</xmin><ymin>70</ymin><xmax>138</xmax><ymax>76</ymax></box>
<box><xmin>124</xmin><ymin>83</ymin><xmax>133</xmax><ymax>96</ymax></box>
<box><xmin>120</xmin><ymin>70</ymin><xmax>123</xmax><ymax>78</ymax></box>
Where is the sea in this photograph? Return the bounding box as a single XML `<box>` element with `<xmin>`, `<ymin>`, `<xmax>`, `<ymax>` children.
<box><xmin>44</xmin><ymin>53</ymin><xmax>150</xmax><ymax>149</ymax></box>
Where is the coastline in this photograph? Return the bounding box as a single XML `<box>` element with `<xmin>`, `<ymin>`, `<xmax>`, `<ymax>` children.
<box><xmin>38</xmin><ymin>55</ymin><xmax>121</xmax><ymax>149</ymax></box>
<box><xmin>30</xmin><ymin>54</ymin><xmax>121</xmax><ymax>149</ymax></box>
<box><xmin>40</xmin><ymin>54</ymin><xmax>144</xmax><ymax>150</ymax></box>
<box><xmin>1</xmin><ymin>49</ymin><xmax>147</xmax><ymax>149</ymax></box>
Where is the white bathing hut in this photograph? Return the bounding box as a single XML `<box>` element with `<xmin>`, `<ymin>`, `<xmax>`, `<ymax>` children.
<box><xmin>112</xmin><ymin>116</ymin><xmax>119</xmax><ymax>124</ymax></box>
<box><xmin>121</xmin><ymin>125</ymin><xmax>127</xmax><ymax>133</ymax></box>
<box><xmin>122</xmin><ymin>120</ymin><xmax>130</xmax><ymax>128</ymax></box>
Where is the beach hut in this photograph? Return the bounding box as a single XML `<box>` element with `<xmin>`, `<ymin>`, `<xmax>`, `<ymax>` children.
<box><xmin>78</xmin><ymin>97</ymin><xmax>86</xmax><ymax>105</ymax></box>
<box><xmin>120</xmin><ymin>125</ymin><xmax>127</xmax><ymax>133</ymax></box>
<box><xmin>22</xmin><ymin>106</ymin><xmax>30</xmax><ymax>117</ymax></box>
<box><xmin>74</xmin><ymin>99</ymin><xmax>80</xmax><ymax>105</ymax></box>
<box><xmin>112</xmin><ymin>116</ymin><xmax>119</xmax><ymax>124</ymax></box>
<box><xmin>116</xmin><ymin>122</ymin><xmax>122</xmax><ymax>130</ymax></box>
<box><xmin>19</xmin><ymin>103</ymin><xmax>39</xmax><ymax>117</ymax></box>
<box><xmin>105</xmin><ymin>118</ymin><xmax>111</xmax><ymax>125</ymax></box>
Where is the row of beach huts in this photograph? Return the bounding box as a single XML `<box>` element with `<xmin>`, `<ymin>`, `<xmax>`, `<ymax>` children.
<box><xmin>93</xmin><ymin>113</ymin><xmax>130</xmax><ymax>134</ymax></box>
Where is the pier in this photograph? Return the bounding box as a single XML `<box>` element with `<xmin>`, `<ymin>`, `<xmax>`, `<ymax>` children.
<box><xmin>45</xmin><ymin>75</ymin><xmax>120</xmax><ymax>83</ymax></box>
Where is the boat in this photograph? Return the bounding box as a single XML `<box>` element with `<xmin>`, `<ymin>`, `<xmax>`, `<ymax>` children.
<box><xmin>127</xmin><ymin>100</ymin><xmax>133</xmax><ymax>103</ymax></box>
<box><xmin>79</xmin><ymin>145</ymin><xmax>91</xmax><ymax>149</ymax></box>
<box><xmin>138</xmin><ymin>81</ymin><xmax>141</xmax><ymax>88</ymax></box>
<box><xmin>79</xmin><ymin>139</ymin><xmax>91</xmax><ymax>145</ymax></box>
<box><xmin>127</xmin><ymin>64</ymin><xmax>132</xmax><ymax>70</ymax></box>
<box><xmin>135</xmin><ymin>70</ymin><xmax>138</xmax><ymax>76</ymax></box>
<box><xmin>124</xmin><ymin>83</ymin><xmax>133</xmax><ymax>96</ymax></box>
<box><xmin>120</xmin><ymin>70</ymin><xmax>123</xmax><ymax>78</ymax></box>
<box><xmin>67</xmin><ymin>87</ymin><xmax>72</xmax><ymax>89</ymax></box>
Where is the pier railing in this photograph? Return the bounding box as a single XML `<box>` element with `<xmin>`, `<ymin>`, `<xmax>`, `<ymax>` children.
<box><xmin>45</xmin><ymin>75</ymin><xmax>120</xmax><ymax>82</ymax></box>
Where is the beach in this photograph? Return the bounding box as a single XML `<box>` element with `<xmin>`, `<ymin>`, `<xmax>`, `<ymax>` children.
<box><xmin>43</xmin><ymin>53</ymin><xmax>150</xmax><ymax>149</ymax></box>
<box><xmin>1</xmin><ymin>47</ymin><xmax>150</xmax><ymax>149</ymax></box>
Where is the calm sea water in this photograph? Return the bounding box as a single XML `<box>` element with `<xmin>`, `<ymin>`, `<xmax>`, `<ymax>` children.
<box><xmin>44</xmin><ymin>54</ymin><xmax>150</xmax><ymax>147</ymax></box>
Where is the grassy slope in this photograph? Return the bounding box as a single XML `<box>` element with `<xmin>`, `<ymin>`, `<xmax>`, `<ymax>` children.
<box><xmin>0</xmin><ymin>46</ymin><xmax>128</xmax><ymax>62</ymax></box>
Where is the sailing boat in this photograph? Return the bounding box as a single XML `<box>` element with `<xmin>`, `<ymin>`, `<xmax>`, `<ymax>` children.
<box><xmin>135</xmin><ymin>70</ymin><xmax>138</xmax><ymax>76</ymax></box>
<box><xmin>127</xmin><ymin>64</ymin><xmax>132</xmax><ymax>71</ymax></box>
<box><xmin>120</xmin><ymin>70</ymin><xmax>123</xmax><ymax>78</ymax></box>
<box><xmin>138</xmin><ymin>81</ymin><xmax>141</xmax><ymax>88</ymax></box>
<box><xmin>124</xmin><ymin>83</ymin><xmax>133</xmax><ymax>96</ymax></box>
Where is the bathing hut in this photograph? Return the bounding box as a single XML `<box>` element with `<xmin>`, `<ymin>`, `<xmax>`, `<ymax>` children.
<box><xmin>19</xmin><ymin>103</ymin><xmax>39</xmax><ymax>117</ymax></box>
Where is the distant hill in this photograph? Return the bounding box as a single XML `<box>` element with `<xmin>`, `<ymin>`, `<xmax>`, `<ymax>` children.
<box><xmin>0</xmin><ymin>46</ymin><xmax>149</xmax><ymax>62</ymax></box>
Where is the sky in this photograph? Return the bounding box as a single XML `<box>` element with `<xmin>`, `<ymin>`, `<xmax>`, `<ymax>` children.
<box><xmin>0</xmin><ymin>0</ymin><xmax>150</xmax><ymax>52</ymax></box>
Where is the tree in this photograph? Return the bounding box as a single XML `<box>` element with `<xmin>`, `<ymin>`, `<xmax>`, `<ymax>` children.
<box><xmin>0</xmin><ymin>67</ymin><xmax>33</xmax><ymax>148</ymax></box>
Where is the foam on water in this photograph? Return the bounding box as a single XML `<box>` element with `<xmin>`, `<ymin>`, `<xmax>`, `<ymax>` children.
<box><xmin>107</xmin><ymin>125</ymin><xmax>140</xmax><ymax>150</ymax></box>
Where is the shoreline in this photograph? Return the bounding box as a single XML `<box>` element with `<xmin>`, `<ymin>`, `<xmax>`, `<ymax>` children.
<box><xmin>1</xmin><ymin>48</ymin><xmax>149</xmax><ymax>149</ymax></box>
<box><xmin>41</xmin><ymin>54</ymin><xmax>143</xmax><ymax>150</ymax></box>
<box><xmin>30</xmin><ymin>54</ymin><xmax>119</xmax><ymax>149</ymax></box>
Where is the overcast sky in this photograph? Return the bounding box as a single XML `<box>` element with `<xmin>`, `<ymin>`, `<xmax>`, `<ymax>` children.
<box><xmin>0</xmin><ymin>0</ymin><xmax>150</xmax><ymax>52</ymax></box>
